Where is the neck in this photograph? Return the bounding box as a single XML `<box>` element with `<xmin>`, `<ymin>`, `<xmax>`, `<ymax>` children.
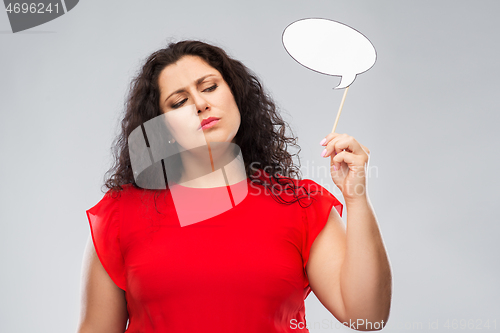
<box><xmin>175</xmin><ymin>143</ymin><xmax>247</xmax><ymax>188</ymax></box>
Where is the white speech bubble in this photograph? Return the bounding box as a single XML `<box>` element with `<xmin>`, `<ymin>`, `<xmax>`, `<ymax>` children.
<box><xmin>282</xmin><ymin>18</ymin><xmax>376</xmax><ymax>89</ymax></box>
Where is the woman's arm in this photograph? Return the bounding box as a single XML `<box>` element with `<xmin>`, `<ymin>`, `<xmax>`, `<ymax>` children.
<box><xmin>76</xmin><ymin>236</ymin><xmax>129</xmax><ymax>333</ymax></box>
<box><xmin>307</xmin><ymin>197</ymin><xmax>391</xmax><ymax>331</ymax></box>
<box><xmin>307</xmin><ymin>132</ymin><xmax>392</xmax><ymax>331</ymax></box>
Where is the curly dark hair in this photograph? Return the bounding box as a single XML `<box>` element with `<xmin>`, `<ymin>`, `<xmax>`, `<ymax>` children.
<box><xmin>102</xmin><ymin>39</ymin><xmax>316</xmax><ymax>206</ymax></box>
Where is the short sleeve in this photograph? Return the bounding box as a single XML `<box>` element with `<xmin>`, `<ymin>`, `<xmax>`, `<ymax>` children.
<box><xmin>299</xmin><ymin>179</ymin><xmax>343</xmax><ymax>289</ymax></box>
<box><xmin>86</xmin><ymin>191</ymin><xmax>127</xmax><ymax>291</ymax></box>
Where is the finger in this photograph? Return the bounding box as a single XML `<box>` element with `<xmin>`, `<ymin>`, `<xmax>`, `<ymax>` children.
<box><xmin>331</xmin><ymin>150</ymin><xmax>363</xmax><ymax>172</ymax></box>
<box><xmin>325</xmin><ymin>135</ymin><xmax>363</xmax><ymax>157</ymax></box>
<box><xmin>320</xmin><ymin>132</ymin><xmax>343</xmax><ymax>146</ymax></box>
<box><xmin>322</xmin><ymin>133</ymin><xmax>350</xmax><ymax>155</ymax></box>
<box><xmin>324</xmin><ymin>135</ymin><xmax>343</xmax><ymax>157</ymax></box>
<box><xmin>330</xmin><ymin>150</ymin><xmax>348</xmax><ymax>174</ymax></box>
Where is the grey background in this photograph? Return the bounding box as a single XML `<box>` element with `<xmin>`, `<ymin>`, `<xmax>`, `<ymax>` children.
<box><xmin>1</xmin><ymin>0</ymin><xmax>499</xmax><ymax>332</ymax></box>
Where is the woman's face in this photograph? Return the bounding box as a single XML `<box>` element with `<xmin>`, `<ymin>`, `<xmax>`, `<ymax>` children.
<box><xmin>158</xmin><ymin>55</ymin><xmax>241</xmax><ymax>150</ymax></box>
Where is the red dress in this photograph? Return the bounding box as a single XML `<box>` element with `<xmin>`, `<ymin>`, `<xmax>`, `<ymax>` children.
<box><xmin>86</xmin><ymin>171</ymin><xmax>343</xmax><ymax>332</ymax></box>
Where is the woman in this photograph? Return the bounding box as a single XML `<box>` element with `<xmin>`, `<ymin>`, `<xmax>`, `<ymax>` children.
<box><xmin>77</xmin><ymin>40</ymin><xmax>392</xmax><ymax>332</ymax></box>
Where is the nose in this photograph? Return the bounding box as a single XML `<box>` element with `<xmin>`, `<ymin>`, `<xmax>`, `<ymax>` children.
<box><xmin>192</xmin><ymin>92</ymin><xmax>210</xmax><ymax>114</ymax></box>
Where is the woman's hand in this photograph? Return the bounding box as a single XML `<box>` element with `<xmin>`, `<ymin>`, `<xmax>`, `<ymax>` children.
<box><xmin>320</xmin><ymin>133</ymin><xmax>370</xmax><ymax>202</ymax></box>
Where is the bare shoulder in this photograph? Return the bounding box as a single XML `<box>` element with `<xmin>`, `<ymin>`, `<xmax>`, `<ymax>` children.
<box><xmin>76</xmin><ymin>236</ymin><xmax>128</xmax><ymax>333</ymax></box>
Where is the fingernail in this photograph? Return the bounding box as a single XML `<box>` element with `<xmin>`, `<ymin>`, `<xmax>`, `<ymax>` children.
<box><xmin>321</xmin><ymin>148</ymin><xmax>327</xmax><ymax>157</ymax></box>
<box><xmin>333</xmin><ymin>165</ymin><xmax>337</xmax><ymax>171</ymax></box>
<box><xmin>319</xmin><ymin>138</ymin><xmax>327</xmax><ymax>146</ymax></box>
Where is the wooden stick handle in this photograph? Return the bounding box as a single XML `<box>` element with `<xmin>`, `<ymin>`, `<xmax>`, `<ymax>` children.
<box><xmin>331</xmin><ymin>86</ymin><xmax>349</xmax><ymax>133</ymax></box>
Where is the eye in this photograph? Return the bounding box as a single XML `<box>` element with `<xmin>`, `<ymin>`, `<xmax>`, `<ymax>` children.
<box><xmin>203</xmin><ymin>84</ymin><xmax>218</xmax><ymax>92</ymax></box>
<box><xmin>171</xmin><ymin>98</ymin><xmax>187</xmax><ymax>109</ymax></box>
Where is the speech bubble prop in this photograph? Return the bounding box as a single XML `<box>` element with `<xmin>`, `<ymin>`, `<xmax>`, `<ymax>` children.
<box><xmin>282</xmin><ymin>18</ymin><xmax>376</xmax><ymax>89</ymax></box>
<box><xmin>128</xmin><ymin>104</ymin><xmax>248</xmax><ymax>227</ymax></box>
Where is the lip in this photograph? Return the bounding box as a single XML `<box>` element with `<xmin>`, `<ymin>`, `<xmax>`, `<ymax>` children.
<box><xmin>198</xmin><ymin>117</ymin><xmax>220</xmax><ymax>130</ymax></box>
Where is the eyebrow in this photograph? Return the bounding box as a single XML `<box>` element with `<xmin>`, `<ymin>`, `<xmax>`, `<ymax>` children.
<box><xmin>163</xmin><ymin>74</ymin><xmax>217</xmax><ymax>105</ymax></box>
